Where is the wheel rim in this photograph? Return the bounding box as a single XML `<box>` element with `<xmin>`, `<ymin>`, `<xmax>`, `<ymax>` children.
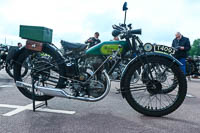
<box><xmin>127</xmin><ymin>62</ymin><xmax>181</xmax><ymax>112</ymax></box>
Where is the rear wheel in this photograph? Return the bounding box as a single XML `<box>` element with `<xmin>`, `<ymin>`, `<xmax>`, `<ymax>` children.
<box><xmin>14</xmin><ymin>45</ymin><xmax>66</xmax><ymax>101</ymax></box>
<box><xmin>122</xmin><ymin>56</ymin><xmax>187</xmax><ymax>117</ymax></box>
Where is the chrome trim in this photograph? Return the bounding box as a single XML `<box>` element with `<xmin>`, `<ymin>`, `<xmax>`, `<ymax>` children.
<box><xmin>15</xmin><ymin>70</ymin><xmax>111</xmax><ymax>102</ymax></box>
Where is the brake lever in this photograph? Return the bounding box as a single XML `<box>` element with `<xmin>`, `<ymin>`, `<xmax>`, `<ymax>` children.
<box><xmin>128</xmin><ymin>24</ymin><xmax>132</xmax><ymax>29</ymax></box>
<box><xmin>113</xmin><ymin>24</ymin><xmax>124</xmax><ymax>31</ymax></box>
<box><xmin>112</xmin><ymin>25</ymin><xmax>117</xmax><ymax>29</ymax></box>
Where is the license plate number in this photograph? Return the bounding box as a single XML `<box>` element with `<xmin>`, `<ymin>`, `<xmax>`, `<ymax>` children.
<box><xmin>154</xmin><ymin>45</ymin><xmax>175</xmax><ymax>55</ymax></box>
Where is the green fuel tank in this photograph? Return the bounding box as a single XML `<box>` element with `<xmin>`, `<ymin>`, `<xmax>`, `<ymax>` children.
<box><xmin>85</xmin><ymin>41</ymin><xmax>129</xmax><ymax>56</ymax></box>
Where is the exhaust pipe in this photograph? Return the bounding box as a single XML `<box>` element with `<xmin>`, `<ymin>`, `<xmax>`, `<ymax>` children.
<box><xmin>16</xmin><ymin>81</ymin><xmax>32</xmax><ymax>88</ymax></box>
<box><xmin>16</xmin><ymin>70</ymin><xmax>111</xmax><ymax>102</ymax></box>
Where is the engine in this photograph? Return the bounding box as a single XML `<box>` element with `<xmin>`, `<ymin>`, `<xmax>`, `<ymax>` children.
<box><xmin>76</xmin><ymin>56</ymin><xmax>106</xmax><ymax>98</ymax></box>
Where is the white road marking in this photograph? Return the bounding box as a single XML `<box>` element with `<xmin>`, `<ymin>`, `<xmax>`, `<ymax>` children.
<box><xmin>2</xmin><ymin>102</ymin><xmax>39</xmax><ymax>116</ymax></box>
<box><xmin>36</xmin><ymin>108</ymin><xmax>75</xmax><ymax>114</ymax></box>
<box><xmin>0</xmin><ymin>102</ymin><xmax>75</xmax><ymax>116</ymax></box>
<box><xmin>0</xmin><ymin>104</ymin><xmax>21</xmax><ymax>108</ymax></box>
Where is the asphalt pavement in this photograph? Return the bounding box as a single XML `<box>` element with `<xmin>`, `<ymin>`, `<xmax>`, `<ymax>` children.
<box><xmin>0</xmin><ymin>70</ymin><xmax>200</xmax><ymax>133</ymax></box>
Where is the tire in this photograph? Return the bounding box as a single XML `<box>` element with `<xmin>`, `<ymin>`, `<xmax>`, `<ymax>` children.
<box><xmin>121</xmin><ymin>56</ymin><xmax>187</xmax><ymax>117</ymax></box>
<box><xmin>5</xmin><ymin>64</ymin><xmax>14</xmax><ymax>78</ymax></box>
<box><xmin>21</xmin><ymin>61</ymin><xmax>29</xmax><ymax>77</ymax></box>
<box><xmin>6</xmin><ymin>62</ymin><xmax>29</xmax><ymax>78</ymax></box>
<box><xmin>14</xmin><ymin>44</ymin><xmax>66</xmax><ymax>101</ymax></box>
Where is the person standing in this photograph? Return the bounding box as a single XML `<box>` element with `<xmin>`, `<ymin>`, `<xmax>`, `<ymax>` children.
<box><xmin>172</xmin><ymin>32</ymin><xmax>191</xmax><ymax>75</ymax></box>
<box><xmin>85</xmin><ymin>32</ymin><xmax>101</xmax><ymax>48</ymax></box>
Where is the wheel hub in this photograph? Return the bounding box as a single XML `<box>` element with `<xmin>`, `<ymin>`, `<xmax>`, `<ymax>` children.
<box><xmin>147</xmin><ymin>80</ymin><xmax>162</xmax><ymax>94</ymax></box>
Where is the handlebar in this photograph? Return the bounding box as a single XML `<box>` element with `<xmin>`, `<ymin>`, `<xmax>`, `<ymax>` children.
<box><xmin>130</xmin><ymin>29</ymin><xmax>142</xmax><ymax>35</ymax></box>
<box><xmin>112</xmin><ymin>24</ymin><xmax>142</xmax><ymax>38</ymax></box>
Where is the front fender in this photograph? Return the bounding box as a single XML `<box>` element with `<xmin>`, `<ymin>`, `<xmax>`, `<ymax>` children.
<box><xmin>120</xmin><ymin>52</ymin><xmax>182</xmax><ymax>98</ymax></box>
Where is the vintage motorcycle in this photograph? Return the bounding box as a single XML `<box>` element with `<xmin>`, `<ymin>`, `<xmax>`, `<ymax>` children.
<box><xmin>14</xmin><ymin>2</ymin><xmax>187</xmax><ymax>117</ymax></box>
<box><xmin>0</xmin><ymin>44</ymin><xmax>19</xmax><ymax>77</ymax></box>
<box><xmin>0</xmin><ymin>44</ymin><xmax>8</xmax><ymax>68</ymax></box>
<box><xmin>0</xmin><ymin>44</ymin><xmax>11</xmax><ymax>75</ymax></box>
<box><xmin>186</xmin><ymin>57</ymin><xmax>200</xmax><ymax>77</ymax></box>
<box><xmin>0</xmin><ymin>44</ymin><xmax>28</xmax><ymax>78</ymax></box>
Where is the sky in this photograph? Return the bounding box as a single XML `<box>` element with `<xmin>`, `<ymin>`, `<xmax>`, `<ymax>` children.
<box><xmin>0</xmin><ymin>0</ymin><xmax>200</xmax><ymax>47</ymax></box>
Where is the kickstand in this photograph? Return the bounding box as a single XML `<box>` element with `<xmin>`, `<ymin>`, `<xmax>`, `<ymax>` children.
<box><xmin>32</xmin><ymin>78</ymin><xmax>48</xmax><ymax>112</ymax></box>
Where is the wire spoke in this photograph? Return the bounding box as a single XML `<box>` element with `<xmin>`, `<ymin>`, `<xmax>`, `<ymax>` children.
<box><xmin>127</xmin><ymin>61</ymin><xmax>181</xmax><ymax>112</ymax></box>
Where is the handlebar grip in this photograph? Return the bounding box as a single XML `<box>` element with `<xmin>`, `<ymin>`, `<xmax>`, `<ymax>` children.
<box><xmin>130</xmin><ymin>29</ymin><xmax>142</xmax><ymax>35</ymax></box>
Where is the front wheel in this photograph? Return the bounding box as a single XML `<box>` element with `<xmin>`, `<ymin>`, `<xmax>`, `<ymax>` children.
<box><xmin>121</xmin><ymin>56</ymin><xmax>187</xmax><ymax>117</ymax></box>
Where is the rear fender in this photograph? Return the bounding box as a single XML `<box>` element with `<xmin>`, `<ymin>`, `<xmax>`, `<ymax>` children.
<box><xmin>12</xmin><ymin>43</ymin><xmax>64</xmax><ymax>61</ymax></box>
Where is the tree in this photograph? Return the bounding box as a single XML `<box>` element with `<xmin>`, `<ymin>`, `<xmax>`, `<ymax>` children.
<box><xmin>188</xmin><ymin>39</ymin><xmax>200</xmax><ymax>57</ymax></box>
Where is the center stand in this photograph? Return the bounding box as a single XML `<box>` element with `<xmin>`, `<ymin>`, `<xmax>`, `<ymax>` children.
<box><xmin>32</xmin><ymin>78</ymin><xmax>48</xmax><ymax>112</ymax></box>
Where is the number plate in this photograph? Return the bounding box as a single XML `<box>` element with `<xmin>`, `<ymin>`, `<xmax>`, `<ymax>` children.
<box><xmin>154</xmin><ymin>45</ymin><xmax>175</xmax><ymax>55</ymax></box>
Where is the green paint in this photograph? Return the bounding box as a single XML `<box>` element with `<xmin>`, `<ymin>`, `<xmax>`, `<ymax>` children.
<box><xmin>86</xmin><ymin>41</ymin><xmax>129</xmax><ymax>55</ymax></box>
<box><xmin>100</xmin><ymin>44</ymin><xmax>123</xmax><ymax>55</ymax></box>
